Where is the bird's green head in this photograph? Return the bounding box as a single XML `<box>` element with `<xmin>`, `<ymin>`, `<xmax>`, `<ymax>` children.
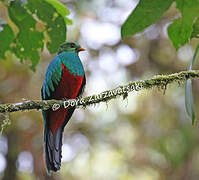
<box><xmin>58</xmin><ymin>42</ymin><xmax>85</xmax><ymax>54</ymax></box>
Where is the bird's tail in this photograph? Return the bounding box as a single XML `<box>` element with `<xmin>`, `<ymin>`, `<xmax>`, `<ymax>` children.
<box><xmin>44</xmin><ymin>126</ymin><xmax>63</xmax><ymax>173</ymax></box>
<box><xmin>43</xmin><ymin>108</ymin><xmax>75</xmax><ymax>173</ymax></box>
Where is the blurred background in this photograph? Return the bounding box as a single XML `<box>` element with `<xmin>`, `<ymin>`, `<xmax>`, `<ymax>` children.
<box><xmin>1</xmin><ymin>0</ymin><xmax>199</xmax><ymax>179</ymax></box>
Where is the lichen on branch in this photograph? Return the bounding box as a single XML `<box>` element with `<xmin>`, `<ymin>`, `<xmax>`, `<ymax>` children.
<box><xmin>0</xmin><ymin>70</ymin><xmax>199</xmax><ymax>115</ymax></box>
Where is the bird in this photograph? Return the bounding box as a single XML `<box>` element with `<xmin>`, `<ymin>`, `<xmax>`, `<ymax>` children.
<box><xmin>41</xmin><ymin>42</ymin><xmax>86</xmax><ymax>173</ymax></box>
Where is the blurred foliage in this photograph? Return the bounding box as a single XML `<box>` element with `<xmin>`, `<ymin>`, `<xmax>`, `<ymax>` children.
<box><xmin>0</xmin><ymin>0</ymin><xmax>71</xmax><ymax>70</ymax></box>
<box><xmin>121</xmin><ymin>0</ymin><xmax>173</xmax><ymax>39</ymax></box>
<box><xmin>192</xmin><ymin>17</ymin><xmax>199</xmax><ymax>38</ymax></box>
<box><xmin>122</xmin><ymin>0</ymin><xmax>199</xmax><ymax>50</ymax></box>
<box><xmin>0</xmin><ymin>23</ymin><xmax>15</xmax><ymax>59</ymax></box>
<box><xmin>121</xmin><ymin>0</ymin><xmax>199</xmax><ymax>125</ymax></box>
<box><xmin>168</xmin><ymin>0</ymin><xmax>199</xmax><ymax>49</ymax></box>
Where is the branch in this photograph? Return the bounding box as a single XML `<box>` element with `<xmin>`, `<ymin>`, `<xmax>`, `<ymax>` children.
<box><xmin>0</xmin><ymin>70</ymin><xmax>199</xmax><ymax>114</ymax></box>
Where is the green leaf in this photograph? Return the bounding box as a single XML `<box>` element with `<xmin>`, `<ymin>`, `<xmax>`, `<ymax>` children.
<box><xmin>121</xmin><ymin>0</ymin><xmax>173</xmax><ymax>39</ymax></box>
<box><xmin>45</xmin><ymin>0</ymin><xmax>72</xmax><ymax>25</ymax></box>
<box><xmin>191</xmin><ymin>17</ymin><xmax>199</xmax><ymax>38</ymax></box>
<box><xmin>0</xmin><ymin>23</ymin><xmax>15</xmax><ymax>58</ymax></box>
<box><xmin>185</xmin><ymin>79</ymin><xmax>195</xmax><ymax>125</ymax></box>
<box><xmin>1</xmin><ymin>0</ymin><xmax>69</xmax><ymax>70</ymax></box>
<box><xmin>8</xmin><ymin>0</ymin><xmax>27</xmax><ymax>21</ymax></box>
<box><xmin>26</xmin><ymin>0</ymin><xmax>67</xmax><ymax>53</ymax></box>
<box><xmin>168</xmin><ymin>0</ymin><xmax>199</xmax><ymax>49</ymax></box>
<box><xmin>26</xmin><ymin>0</ymin><xmax>55</xmax><ymax>22</ymax></box>
<box><xmin>185</xmin><ymin>44</ymin><xmax>199</xmax><ymax>125</ymax></box>
<box><xmin>46</xmin><ymin>15</ymin><xmax>66</xmax><ymax>53</ymax></box>
<box><xmin>8</xmin><ymin>0</ymin><xmax>44</xmax><ymax>71</ymax></box>
<box><xmin>168</xmin><ymin>18</ymin><xmax>191</xmax><ymax>49</ymax></box>
<box><xmin>5</xmin><ymin>0</ymin><xmax>69</xmax><ymax>70</ymax></box>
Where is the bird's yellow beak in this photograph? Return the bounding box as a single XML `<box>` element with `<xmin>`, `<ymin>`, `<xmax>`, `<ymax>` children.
<box><xmin>77</xmin><ymin>47</ymin><xmax>86</xmax><ymax>52</ymax></box>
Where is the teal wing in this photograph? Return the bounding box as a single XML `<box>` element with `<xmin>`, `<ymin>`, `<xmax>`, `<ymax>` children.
<box><xmin>41</xmin><ymin>56</ymin><xmax>63</xmax><ymax>100</ymax></box>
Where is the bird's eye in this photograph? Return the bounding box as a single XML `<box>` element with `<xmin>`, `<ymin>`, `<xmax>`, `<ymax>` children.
<box><xmin>70</xmin><ymin>43</ymin><xmax>75</xmax><ymax>48</ymax></box>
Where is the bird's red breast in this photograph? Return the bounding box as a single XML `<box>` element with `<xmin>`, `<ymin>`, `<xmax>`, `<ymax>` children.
<box><xmin>49</xmin><ymin>63</ymin><xmax>84</xmax><ymax>134</ymax></box>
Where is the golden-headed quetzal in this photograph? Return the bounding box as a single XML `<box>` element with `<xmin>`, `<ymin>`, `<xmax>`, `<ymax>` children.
<box><xmin>41</xmin><ymin>42</ymin><xmax>86</xmax><ymax>173</ymax></box>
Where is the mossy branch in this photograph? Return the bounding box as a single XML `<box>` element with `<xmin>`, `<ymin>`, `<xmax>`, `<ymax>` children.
<box><xmin>0</xmin><ymin>70</ymin><xmax>199</xmax><ymax>115</ymax></box>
